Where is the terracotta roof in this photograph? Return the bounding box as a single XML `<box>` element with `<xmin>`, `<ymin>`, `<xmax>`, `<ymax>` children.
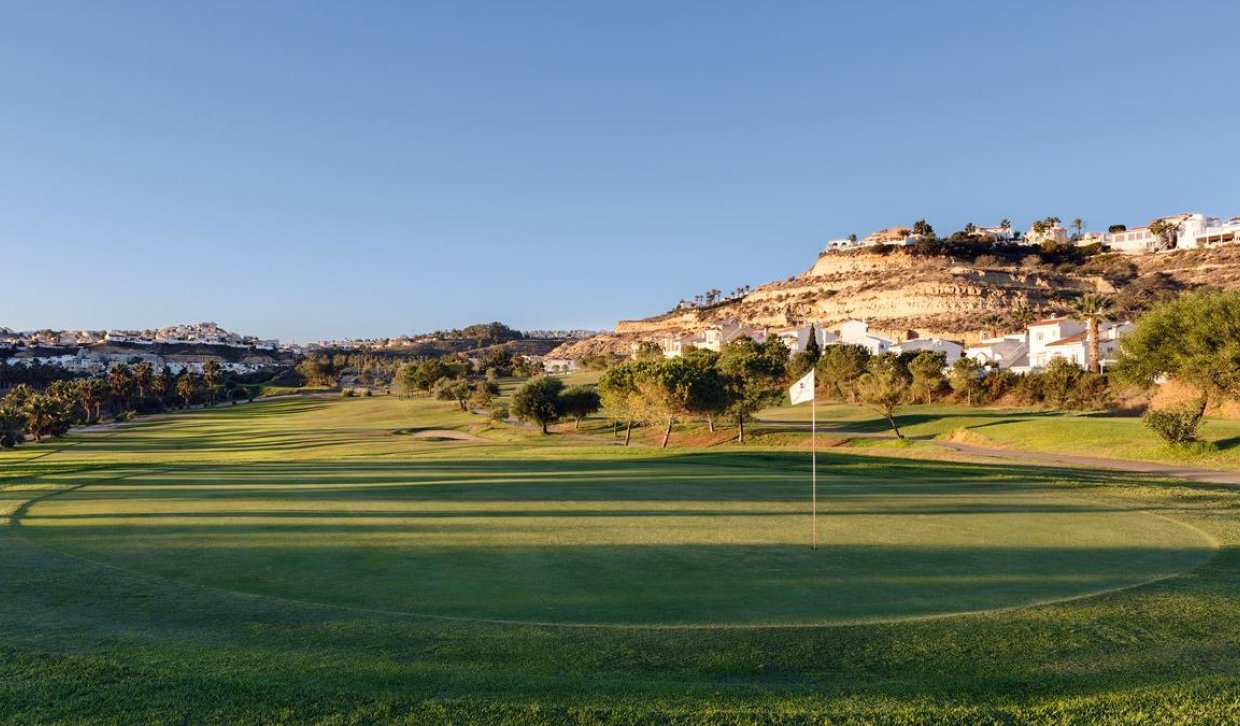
<box><xmin>1047</xmin><ymin>331</ymin><xmax>1088</xmax><ymax>347</ymax></box>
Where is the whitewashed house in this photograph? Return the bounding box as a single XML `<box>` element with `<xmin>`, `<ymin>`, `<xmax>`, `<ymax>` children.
<box><xmin>1024</xmin><ymin>223</ymin><xmax>1069</xmax><ymax>246</ymax></box>
<box><xmin>966</xmin><ymin>335</ymin><xmax>1029</xmax><ymax>370</ymax></box>
<box><xmin>836</xmin><ymin>320</ymin><xmax>894</xmax><ymax>355</ymax></box>
<box><xmin>1027</xmin><ymin>318</ymin><xmax>1086</xmax><ymax>368</ymax></box>
<box><xmin>772</xmin><ymin>323</ymin><xmax>839</xmax><ymax>355</ymax></box>
<box><xmin>893</xmin><ymin>338</ymin><xmax>964</xmax><ymax>365</ymax></box>
<box><xmin>1039</xmin><ymin>322</ymin><xmax>1133</xmax><ymax>370</ymax></box>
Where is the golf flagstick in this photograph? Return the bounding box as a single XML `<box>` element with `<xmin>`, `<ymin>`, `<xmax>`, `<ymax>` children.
<box><xmin>788</xmin><ymin>369</ymin><xmax>817</xmax><ymax>550</ymax></box>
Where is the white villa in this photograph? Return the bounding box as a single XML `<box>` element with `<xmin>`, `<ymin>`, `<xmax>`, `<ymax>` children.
<box><xmin>1105</xmin><ymin>212</ymin><xmax>1240</xmax><ymax>254</ymax></box>
<box><xmin>836</xmin><ymin>320</ymin><xmax>894</xmax><ymax>355</ymax></box>
<box><xmin>966</xmin><ymin>335</ymin><xmax>1029</xmax><ymax>370</ymax></box>
<box><xmin>772</xmin><ymin>323</ymin><xmax>838</xmax><ymax>355</ymax></box>
<box><xmin>825</xmin><ymin>226</ymin><xmax>922</xmax><ymax>253</ymax></box>
<box><xmin>892</xmin><ymin>337</ymin><xmax>964</xmax><ymax>365</ymax></box>
<box><xmin>1024</xmin><ymin>223</ymin><xmax>1069</xmax><ymax>247</ymax></box>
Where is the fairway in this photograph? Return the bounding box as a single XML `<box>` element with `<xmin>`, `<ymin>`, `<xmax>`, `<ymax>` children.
<box><xmin>4</xmin><ymin>396</ymin><xmax>1240</xmax><ymax>723</ymax></box>
<box><xmin>10</xmin><ymin>398</ymin><xmax>1215</xmax><ymax>626</ymax></box>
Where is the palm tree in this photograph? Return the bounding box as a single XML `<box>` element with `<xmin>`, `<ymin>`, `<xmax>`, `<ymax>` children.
<box><xmin>1071</xmin><ymin>218</ymin><xmax>1085</xmax><ymax>241</ymax></box>
<box><xmin>132</xmin><ymin>362</ymin><xmax>153</xmax><ymax>399</ymax></box>
<box><xmin>202</xmin><ymin>361</ymin><xmax>221</xmax><ymax>406</ymax></box>
<box><xmin>176</xmin><ymin>374</ymin><xmax>196</xmax><ymax>409</ymax></box>
<box><xmin>21</xmin><ymin>395</ymin><xmax>60</xmax><ymax>443</ymax></box>
<box><xmin>1010</xmin><ymin>305</ymin><xmax>1038</xmax><ymax>330</ymax></box>
<box><xmin>107</xmin><ymin>364</ymin><xmax>134</xmax><ymax>413</ymax></box>
<box><xmin>1070</xmin><ymin>294</ymin><xmax>1115</xmax><ymax>373</ymax></box>
<box><xmin>980</xmin><ymin>312</ymin><xmax>1005</xmax><ymax>339</ymax></box>
<box><xmin>0</xmin><ymin>405</ymin><xmax>24</xmax><ymax>448</ymax></box>
<box><xmin>75</xmin><ymin>379</ymin><xmax>107</xmax><ymax>423</ymax></box>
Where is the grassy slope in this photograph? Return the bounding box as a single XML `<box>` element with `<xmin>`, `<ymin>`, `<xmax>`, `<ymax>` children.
<box><xmin>0</xmin><ymin>397</ymin><xmax>1238</xmax><ymax>723</ymax></box>
<box><xmin>757</xmin><ymin>400</ymin><xmax>1240</xmax><ymax>469</ymax></box>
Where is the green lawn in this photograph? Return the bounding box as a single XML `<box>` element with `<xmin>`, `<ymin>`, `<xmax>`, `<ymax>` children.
<box><xmin>1</xmin><ymin>396</ymin><xmax>1239</xmax><ymax>723</ymax></box>
<box><xmin>757</xmin><ymin>400</ymin><xmax>1240</xmax><ymax>469</ymax></box>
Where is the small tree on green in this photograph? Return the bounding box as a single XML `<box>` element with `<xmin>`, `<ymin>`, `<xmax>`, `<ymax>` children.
<box><xmin>717</xmin><ymin>337</ymin><xmax>786</xmax><ymax>444</ymax></box>
<box><xmin>511</xmin><ymin>376</ymin><xmax>565</xmax><ymax>434</ymax></box>
<box><xmin>948</xmin><ymin>357</ymin><xmax>983</xmax><ymax>405</ymax></box>
<box><xmin>560</xmin><ymin>385</ymin><xmax>602</xmax><ymax>430</ymax></box>
<box><xmin>598</xmin><ymin>360</ymin><xmax>658</xmax><ymax>446</ymax></box>
<box><xmin>908</xmin><ymin>351</ymin><xmax>947</xmax><ymax>404</ymax></box>
<box><xmin>854</xmin><ymin>355</ymin><xmax>911</xmax><ymax>439</ymax></box>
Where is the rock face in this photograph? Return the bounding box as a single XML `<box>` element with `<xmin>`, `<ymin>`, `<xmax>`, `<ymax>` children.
<box><xmin>549</xmin><ymin>245</ymin><xmax>1240</xmax><ymax>359</ymax></box>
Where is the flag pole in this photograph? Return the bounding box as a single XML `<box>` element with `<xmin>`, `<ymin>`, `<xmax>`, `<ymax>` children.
<box><xmin>811</xmin><ymin>387</ymin><xmax>817</xmax><ymax>550</ymax></box>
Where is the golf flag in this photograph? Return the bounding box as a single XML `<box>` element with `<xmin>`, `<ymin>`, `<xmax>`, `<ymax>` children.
<box><xmin>789</xmin><ymin>369</ymin><xmax>815</xmax><ymax>405</ymax></box>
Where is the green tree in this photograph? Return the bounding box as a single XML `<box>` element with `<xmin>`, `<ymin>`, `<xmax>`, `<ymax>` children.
<box><xmin>1116</xmin><ymin>290</ymin><xmax>1240</xmax><ymax>442</ymax></box>
<box><xmin>854</xmin><ymin>355</ymin><xmax>911</xmax><ymax>439</ymax></box>
<box><xmin>559</xmin><ymin>386</ymin><xmax>602</xmax><ymax>430</ymax></box>
<box><xmin>21</xmin><ymin>394</ymin><xmax>70</xmax><ymax>442</ymax></box>
<box><xmin>633</xmin><ymin>357</ymin><xmax>718</xmax><ymax>448</ymax></box>
<box><xmin>803</xmin><ymin>324</ymin><xmax>822</xmax><ymax>363</ymax></box>
<box><xmin>816</xmin><ymin>344</ymin><xmax>871</xmax><ymax>402</ymax></box>
<box><xmin>598</xmin><ymin>360</ymin><xmax>656</xmax><ymax>446</ymax></box>
<box><xmin>717</xmin><ymin>337</ymin><xmax>786</xmax><ymax>444</ymax></box>
<box><xmin>202</xmin><ymin>361</ymin><xmax>222</xmax><ymax>407</ymax></box>
<box><xmin>107</xmin><ymin>364</ymin><xmax>134</xmax><ymax>412</ymax></box>
<box><xmin>949</xmin><ymin>357</ymin><xmax>983</xmax><ymax>405</ymax></box>
<box><xmin>908</xmin><ymin>351</ymin><xmax>947</xmax><ymax>404</ymax></box>
<box><xmin>132</xmin><ymin>362</ymin><xmax>153</xmax><ymax>399</ymax></box>
<box><xmin>511</xmin><ymin>376</ymin><xmax>565</xmax><ymax>434</ymax></box>
<box><xmin>1069</xmin><ymin>293</ymin><xmax>1115</xmax><ymax>373</ymax></box>
<box><xmin>0</xmin><ymin>404</ymin><xmax>24</xmax><ymax>448</ymax></box>
<box><xmin>176</xmin><ymin>373</ymin><xmax>197</xmax><ymax>409</ymax></box>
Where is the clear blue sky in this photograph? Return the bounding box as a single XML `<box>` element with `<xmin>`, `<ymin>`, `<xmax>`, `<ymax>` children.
<box><xmin>3</xmin><ymin>1</ymin><xmax>1238</xmax><ymax>342</ymax></box>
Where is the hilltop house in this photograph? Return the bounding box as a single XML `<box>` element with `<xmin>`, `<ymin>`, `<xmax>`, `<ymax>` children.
<box><xmin>1024</xmin><ymin>222</ymin><xmax>1069</xmax><ymax>247</ymax></box>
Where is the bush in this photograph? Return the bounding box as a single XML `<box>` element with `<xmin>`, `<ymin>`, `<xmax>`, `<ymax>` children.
<box><xmin>489</xmin><ymin>405</ymin><xmax>509</xmax><ymax>422</ymax></box>
<box><xmin>114</xmin><ymin>410</ymin><xmax>136</xmax><ymax>422</ymax></box>
<box><xmin>341</xmin><ymin>389</ymin><xmax>356</xmax><ymax>397</ymax></box>
<box><xmin>1144</xmin><ymin>400</ymin><xmax>1205</xmax><ymax>445</ymax></box>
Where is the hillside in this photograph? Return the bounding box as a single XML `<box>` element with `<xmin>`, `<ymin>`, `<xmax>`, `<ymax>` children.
<box><xmin>550</xmin><ymin>244</ymin><xmax>1240</xmax><ymax>358</ymax></box>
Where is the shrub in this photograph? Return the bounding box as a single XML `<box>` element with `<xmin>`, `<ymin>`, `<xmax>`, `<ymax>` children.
<box><xmin>1144</xmin><ymin>400</ymin><xmax>1206</xmax><ymax>445</ymax></box>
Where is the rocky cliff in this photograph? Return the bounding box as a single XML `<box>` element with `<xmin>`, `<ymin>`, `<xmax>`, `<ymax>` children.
<box><xmin>549</xmin><ymin>244</ymin><xmax>1240</xmax><ymax>359</ymax></box>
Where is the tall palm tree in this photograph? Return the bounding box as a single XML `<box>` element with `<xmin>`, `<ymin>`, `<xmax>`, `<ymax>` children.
<box><xmin>1070</xmin><ymin>294</ymin><xmax>1115</xmax><ymax>373</ymax></box>
<box><xmin>107</xmin><ymin>364</ymin><xmax>134</xmax><ymax>413</ymax></box>
<box><xmin>202</xmin><ymin>361</ymin><xmax>221</xmax><ymax>406</ymax></box>
<box><xmin>132</xmin><ymin>362</ymin><xmax>153</xmax><ymax>399</ymax></box>
<box><xmin>1071</xmin><ymin>218</ymin><xmax>1085</xmax><ymax>240</ymax></box>
<box><xmin>176</xmin><ymin>373</ymin><xmax>196</xmax><ymax>409</ymax></box>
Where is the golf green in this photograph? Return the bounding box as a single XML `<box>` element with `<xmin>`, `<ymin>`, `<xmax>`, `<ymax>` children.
<box><xmin>17</xmin><ymin>456</ymin><xmax>1214</xmax><ymax>626</ymax></box>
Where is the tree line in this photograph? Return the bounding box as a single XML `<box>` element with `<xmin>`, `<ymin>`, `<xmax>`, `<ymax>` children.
<box><xmin>0</xmin><ymin>360</ymin><xmax>253</xmax><ymax>449</ymax></box>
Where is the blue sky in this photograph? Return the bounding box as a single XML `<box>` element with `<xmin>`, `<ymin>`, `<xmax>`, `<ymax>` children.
<box><xmin>2</xmin><ymin>1</ymin><xmax>1238</xmax><ymax>342</ymax></box>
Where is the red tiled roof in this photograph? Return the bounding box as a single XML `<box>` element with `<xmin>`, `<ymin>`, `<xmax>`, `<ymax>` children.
<box><xmin>1047</xmin><ymin>331</ymin><xmax>1088</xmax><ymax>346</ymax></box>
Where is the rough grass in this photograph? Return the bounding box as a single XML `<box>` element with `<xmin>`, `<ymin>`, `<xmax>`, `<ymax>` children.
<box><xmin>1</xmin><ymin>397</ymin><xmax>1239</xmax><ymax>723</ymax></box>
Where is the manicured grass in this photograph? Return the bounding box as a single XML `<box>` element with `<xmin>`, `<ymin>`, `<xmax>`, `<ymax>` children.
<box><xmin>757</xmin><ymin>401</ymin><xmax>1240</xmax><ymax>469</ymax></box>
<box><xmin>1</xmin><ymin>396</ymin><xmax>1239</xmax><ymax>723</ymax></box>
